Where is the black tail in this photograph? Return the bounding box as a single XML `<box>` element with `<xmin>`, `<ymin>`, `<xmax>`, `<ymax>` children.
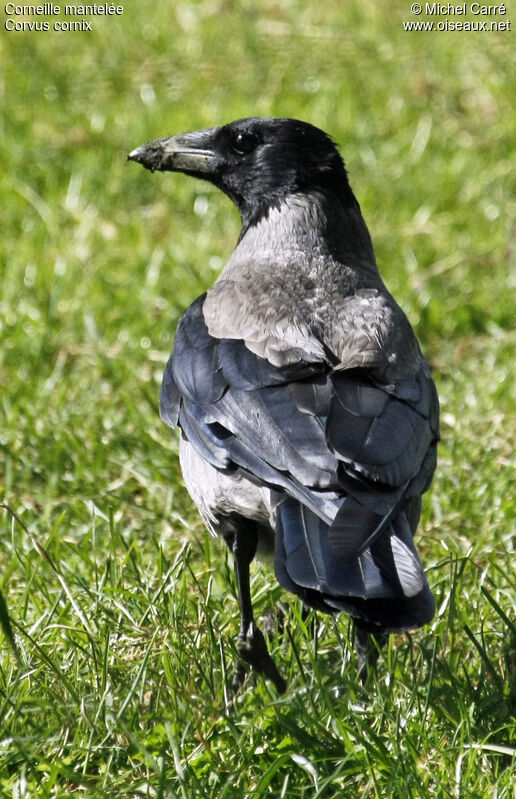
<box><xmin>274</xmin><ymin>497</ymin><xmax>435</xmax><ymax>632</ymax></box>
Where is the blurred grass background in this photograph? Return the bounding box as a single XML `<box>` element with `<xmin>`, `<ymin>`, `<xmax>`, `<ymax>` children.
<box><xmin>0</xmin><ymin>1</ymin><xmax>515</xmax><ymax>796</ymax></box>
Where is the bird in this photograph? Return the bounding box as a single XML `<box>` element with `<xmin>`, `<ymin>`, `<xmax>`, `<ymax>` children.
<box><xmin>128</xmin><ymin>117</ymin><xmax>440</xmax><ymax>694</ymax></box>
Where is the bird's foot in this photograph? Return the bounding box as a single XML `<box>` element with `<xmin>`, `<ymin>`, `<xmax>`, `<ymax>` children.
<box><xmin>355</xmin><ymin>626</ymin><xmax>388</xmax><ymax>685</ymax></box>
<box><xmin>233</xmin><ymin>622</ymin><xmax>287</xmax><ymax>694</ymax></box>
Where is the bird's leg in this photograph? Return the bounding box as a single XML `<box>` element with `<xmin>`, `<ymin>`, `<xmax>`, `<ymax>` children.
<box><xmin>223</xmin><ymin>517</ymin><xmax>287</xmax><ymax>694</ymax></box>
<box><xmin>354</xmin><ymin>624</ymin><xmax>388</xmax><ymax>685</ymax></box>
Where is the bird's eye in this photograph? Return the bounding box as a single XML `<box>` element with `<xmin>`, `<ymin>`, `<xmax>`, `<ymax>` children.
<box><xmin>231</xmin><ymin>131</ymin><xmax>258</xmax><ymax>155</ymax></box>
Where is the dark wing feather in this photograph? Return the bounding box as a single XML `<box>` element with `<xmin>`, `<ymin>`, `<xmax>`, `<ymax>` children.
<box><xmin>217</xmin><ymin>338</ymin><xmax>323</xmax><ymax>390</ymax></box>
<box><xmin>170</xmin><ymin>294</ymin><xmax>227</xmax><ymax>404</ymax></box>
<box><xmin>160</xmin><ymin>357</ymin><xmax>181</xmax><ymax>428</ymax></box>
<box><xmin>328</xmin><ymin>370</ymin><xmax>437</xmax><ymax>486</ymax></box>
<box><xmin>177</xmin><ymin>404</ymin><xmax>232</xmax><ymax>471</ymax></box>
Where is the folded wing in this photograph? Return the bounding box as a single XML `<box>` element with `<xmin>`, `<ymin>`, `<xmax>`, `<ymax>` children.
<box><xmin>162</xmin><ymin>294</ymin><xmax>439</xmax><ymax>630</ymax></box>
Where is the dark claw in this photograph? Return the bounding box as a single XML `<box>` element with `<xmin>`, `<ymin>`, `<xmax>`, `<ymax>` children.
<box><xmin>236</xmin><ymin>622</ymin><xmax>287</xmax><ymax>694</ymax></box>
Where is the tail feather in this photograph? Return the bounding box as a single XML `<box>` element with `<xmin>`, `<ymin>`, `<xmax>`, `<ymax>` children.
<box><xmin>274</xmin><ymin>497</ymin><xmax>434</xmax><ymax>631</ymax></box>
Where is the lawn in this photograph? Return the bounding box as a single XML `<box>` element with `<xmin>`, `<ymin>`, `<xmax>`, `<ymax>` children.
<box><xmin>0</xmin><ymin>1</ymin><xmax>515</xmax><ymax>796</ymax></box>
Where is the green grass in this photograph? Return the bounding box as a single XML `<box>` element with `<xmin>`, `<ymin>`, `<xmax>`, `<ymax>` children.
<box><xmin>1</xmin><ymin>1</ymin><xmax>515</xmax><ymax>796</ymax></box>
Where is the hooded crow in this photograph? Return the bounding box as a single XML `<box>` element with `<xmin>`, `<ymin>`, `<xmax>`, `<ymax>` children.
<box><xmin>129</xmin><ymin>117</ymin><xmax>440</xmax><ymax>694</ymax></box>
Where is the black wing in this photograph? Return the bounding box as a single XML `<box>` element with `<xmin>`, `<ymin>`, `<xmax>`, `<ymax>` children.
<box><xmin>162</xmin><ymin>295</ymin><xmax>439</xmax><ymax>631</ymax></box>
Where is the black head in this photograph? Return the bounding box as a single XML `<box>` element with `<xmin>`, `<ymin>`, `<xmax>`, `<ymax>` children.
<box><xmin>129</xmin><ymin>117</ymin><xmax>357</xmax><ymax>229</ymax></box>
